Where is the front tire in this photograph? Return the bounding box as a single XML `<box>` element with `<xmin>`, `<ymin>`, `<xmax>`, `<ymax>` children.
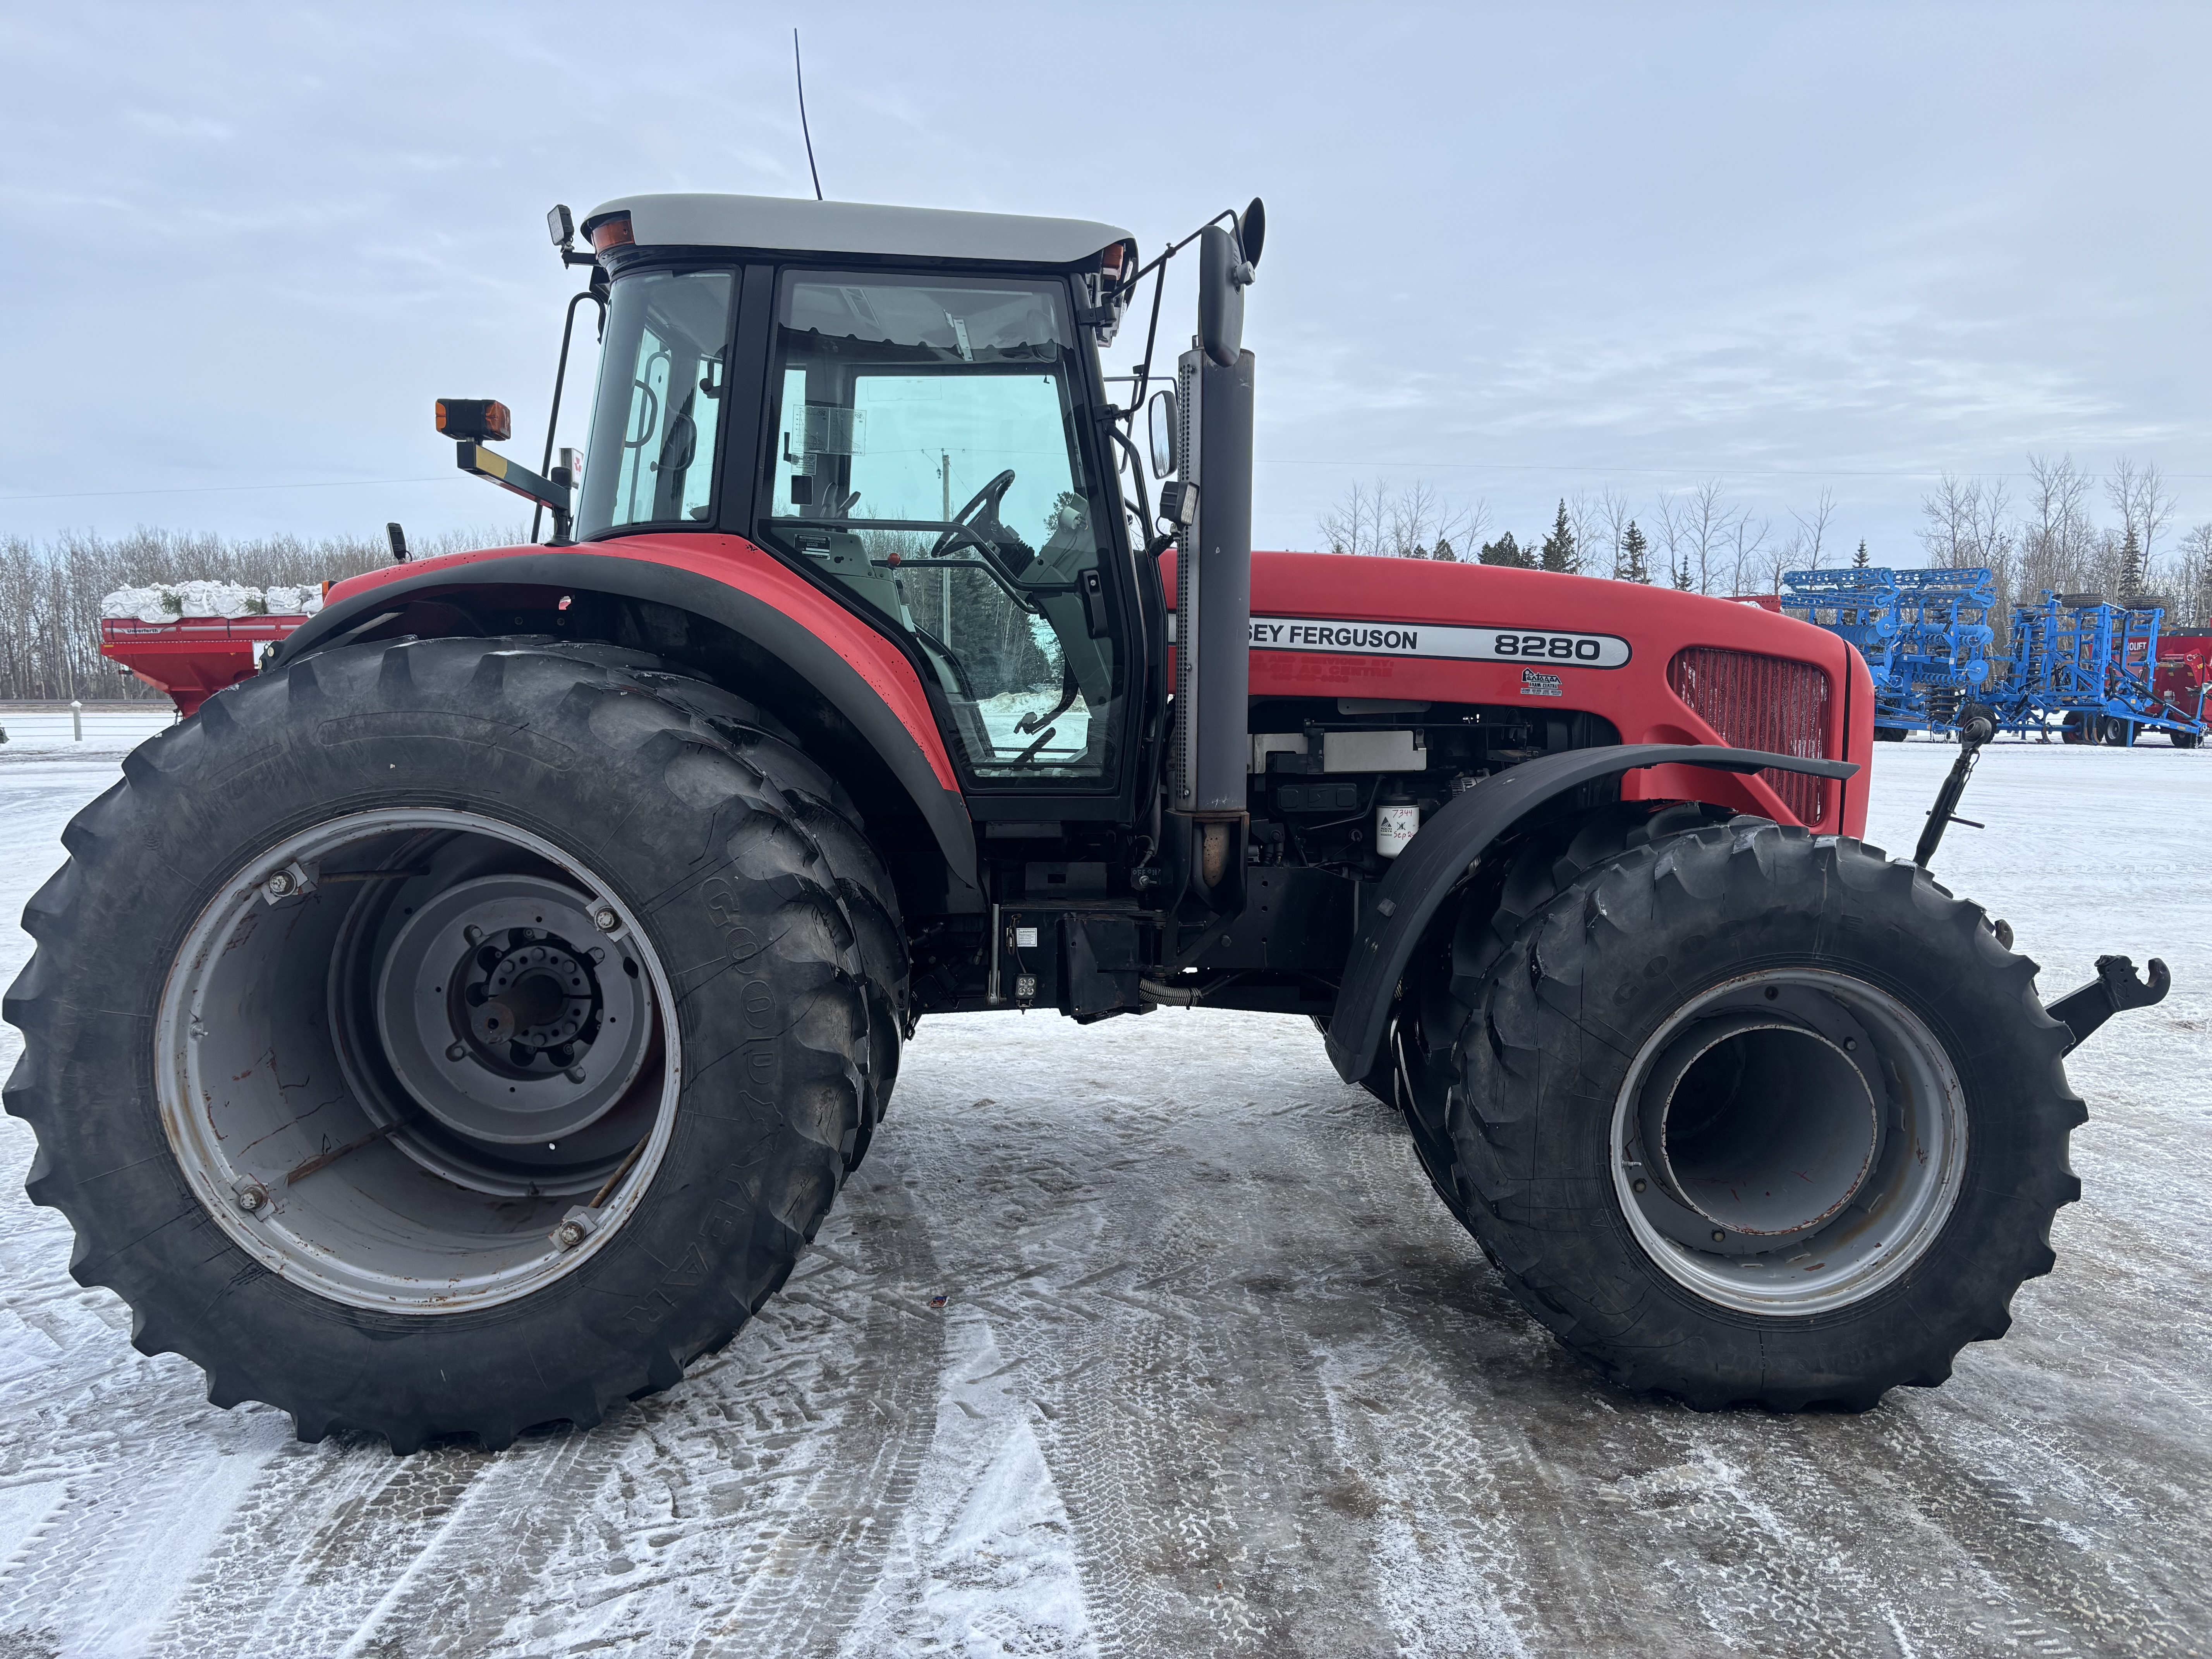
<box><xmin>1410</xmin><ymin>815</ymin><xmax>2084</xmax><ymax>1410</ymax></box>
<box><xmin>4</xmin><ymin>637</ymin><xmax>880</xmax><ymax>1450</ymax></box>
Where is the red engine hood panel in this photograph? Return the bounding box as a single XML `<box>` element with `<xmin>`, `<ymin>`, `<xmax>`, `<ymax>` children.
<box><xmin>1225</xmin><ymin>551</ymin><xmax>1870</xmax><ymax>834</ymax></box>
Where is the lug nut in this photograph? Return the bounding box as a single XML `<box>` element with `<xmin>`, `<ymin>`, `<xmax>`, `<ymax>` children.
<box><xmin>1632</xmin><ymin>1178</ymin><xmax>1647</xmax><ymax>1194</ymax></box>
<box><xmin>263</xmin><ymin>871</ymin><xmax>294</xmax><ymax>898</ymax></box>
<box><xmin>446</xmin><ymin>1041</ymin><xmax>468</xmax><ymax>1061</ymax></box>
<box><xmin>236</xmin><ymin>1185</ymin><xmax>268</xmax><ymax>1213</ymax></box>
<box><xmin>464</xmin><ymin>925</ymin><xmax>484</xmax><ymax>945</ymax></box>
<box><xmin>564</xmin><ymin>1065</ymin><xmax>587</xmax><ymax>1083</ymax></box>
<box><xmin>1711</xmin><ymin>1230</ymin><xmax>1726</xmax><ymax>1243</ymax></box>
<box><xmin>591</xmin><ymin>906</ymin><xmax>620</xmax><ymax>933</ymax></box>
<box><xmin>552</xmin><ymin>1219</ymin><xmax>588</xmax><ymax>1250</ymax></box>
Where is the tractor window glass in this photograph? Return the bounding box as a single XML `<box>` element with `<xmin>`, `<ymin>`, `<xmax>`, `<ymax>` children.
<box><xmin>757</xmin><ymin>271</ymin><xmax>1124</xmax><ymax>786</ymax></box>
<box><xmin>577</xmin><ymin>269</ymin><xmax>733</xmax><ymax>536</ymax></box>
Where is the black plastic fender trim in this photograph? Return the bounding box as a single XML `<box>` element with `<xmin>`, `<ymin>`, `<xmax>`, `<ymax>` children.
<box><xmin>1321</xmin><ymin>743</ymin><xmax>1860</xmax><ymax>1084</ymax></box>
<box><xmin>266</xmin><ymin>551</ymin><xmax>979</xmax><ymax>890</ymax></box>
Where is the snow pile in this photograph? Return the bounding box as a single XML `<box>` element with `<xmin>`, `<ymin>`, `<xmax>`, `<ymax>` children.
<box><xmin>100</xmin><ymin>582</ymin><xmax>325</xmax><ymax>623</ymax></box>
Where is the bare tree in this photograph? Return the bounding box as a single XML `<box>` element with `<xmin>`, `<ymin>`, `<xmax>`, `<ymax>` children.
<box><xmin>1659</xmin><ymin>480</ymin><xmax>1736</xmax><ymax>595</ymax></box>
<box><xmin>2108</xmin><ymin>456</ymin><xmax>2175</xmax><ymax>569</ymax></box>
<box><xmin>1592</xmin><ymin>488</ymin><xmax>1634</xmax><ymax>579</ymax></box>
<box><xmin>1566</xmin><ymin>492</ymin><xmax>1605</xmax><ymax>577</ymax></box>
<box><xmin>1725</xmin><ymin>512</ymin><xmax>1771</xmax><ymax>597</ymax></box>
<box><xmin>2176</xmin><ymin>522</ymin><xmax>2212</xmax><ymax>629</ymax></box>
<box><xmin>1653</xmin><ymin>495</ymin><xmax>1688</xmax><ymax>591</ymax></box>
<box><xmin>1919</xmin><ymin>474</ymin><xmax>1980</xmax><ymax>567</ymax></box>
<box><xmin>1790</xmin><ymin>489</ymin><xmax>1836</xmax><ymax>572</ymax></box>
<box><xmin>2020</xmin><ymin>453</ymin><xmax>2095</xmax><ymax>607</ymax></box>
<box><xmin>1317</xmin><ymin>478</ymin><xmax>1385</xmax><ymax>556</ymax></box>
<box><xmin>1316</xmin><ymin>477</ymin><xmax>1484</xmax><ymax>559</ymax></box>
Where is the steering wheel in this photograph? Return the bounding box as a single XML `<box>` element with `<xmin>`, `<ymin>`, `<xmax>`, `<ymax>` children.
<box><xmin>929</xmin><ymin>469</ymin><xmax>1017</xmax><ymax>560</ymax></box>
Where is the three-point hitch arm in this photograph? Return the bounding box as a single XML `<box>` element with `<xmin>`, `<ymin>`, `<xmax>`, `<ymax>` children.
<box><xmin>1906</xmin><ymin>698</ymin><xmax>2171</xmax><ymax>1050</ymax></box>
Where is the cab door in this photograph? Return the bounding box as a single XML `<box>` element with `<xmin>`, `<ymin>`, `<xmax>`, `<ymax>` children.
<box><xmin>745</xmin><ymin>266</ymin><xmax>1146</xmax><ymax>823</ymax></box>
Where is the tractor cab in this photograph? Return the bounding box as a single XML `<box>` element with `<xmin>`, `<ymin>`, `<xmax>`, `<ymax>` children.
<box><xmin>570</xmin><ymin>194</ymin><xmax>1163</xmax><ymax>826</ymax></box>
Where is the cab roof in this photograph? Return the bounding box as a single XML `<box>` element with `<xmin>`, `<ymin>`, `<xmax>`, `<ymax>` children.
<box><xmin>582</xmin><ymin>192</ymin><xmax>1134</xmax><ymax>269</ymax></box>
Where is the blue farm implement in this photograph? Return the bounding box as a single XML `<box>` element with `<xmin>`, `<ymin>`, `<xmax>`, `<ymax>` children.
<box><xmin>1778</xmin><ymin>569</ymin><xmax>2206</xmax><ymax>746</ymax></box>
<box><xmin>1996</xmin><ymin>592</ymin><xmax>2206</xmax><ymax>747</ymax></box>
<box><xmin>1779</xmin><ymin>567</ymin><xmax>1996</xmax><ymax>741</ymax></box>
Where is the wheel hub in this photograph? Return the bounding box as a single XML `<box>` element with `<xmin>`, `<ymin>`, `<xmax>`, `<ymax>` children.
<box><xmin>466</xmin><ymin>932</ymin><xmax>595</xmax><ymax>1067</ymax></box>
<box><xmin>1611</xmin><ymin>967</ymin><xmax>1967</xmax><ymax>1315</ymax></box>
<box><xmin>378</xmin><ymin>874</ymin><xmax>653</xmax><ymax>1146</ymax></box>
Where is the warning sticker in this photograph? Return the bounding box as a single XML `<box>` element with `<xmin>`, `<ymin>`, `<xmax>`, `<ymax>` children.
<box><xmin>1243</xmin><ymin>615</ymin><xmax>1631</xmax><ymax>669</ymax></box>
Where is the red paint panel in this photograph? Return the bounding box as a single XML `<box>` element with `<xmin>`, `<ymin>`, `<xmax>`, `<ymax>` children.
<box><xmin>1222</xmin><ymin>551</ymin><xmax>1869</xmax><ymax>836</ymax></box>
<box><xmin>327</xmin><ymin>534</ymin><xmax>962</xmax><ymax>793</ymax></box>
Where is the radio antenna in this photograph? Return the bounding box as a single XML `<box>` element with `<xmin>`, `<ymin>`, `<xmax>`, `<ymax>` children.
<box><xmin>793</xmin><ymin>29</ymin><xmax>823</xmax><ymax>201</ymax></box>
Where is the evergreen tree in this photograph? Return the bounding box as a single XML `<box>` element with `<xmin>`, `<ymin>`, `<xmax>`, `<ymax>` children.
<box><xmin>2118</xmin><ymin>524</ymin><xmax>2144</xmax><ymax>601</ymax></box>
<box><xmin>1478</xmin><ymin>531</ymin><xmax>1531</xmax><ymax>568</ymax></box>
<box><xmin>1432</xmin><ymin>536</ymin><xmax>1455</xmax><ymax>562</ymax></box>
<box><xmin>1853</xmin><ymin>539</ymin><xmax>1870</xmax><ymax>569</ymax></box>
<box><xmin>1539</xmin><ymin>498</ymin><xmax>1577</xmax><ymax>573</ymax></box>
<box><xmin>1673</xmin><ymin>554</ymin><xmax>1694</xmax><ymax>591</ymax></box>
<box><xmin>1620</xmin><ymin>520</ymin><xmax>1650</xmax><ymax>584</ymax></box>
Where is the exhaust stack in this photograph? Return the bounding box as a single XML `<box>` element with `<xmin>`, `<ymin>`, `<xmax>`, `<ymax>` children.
<box><xmin>1170</xmin><ymin>344</ymin><xmax>1255</xmax><ymax>890</ymax></box>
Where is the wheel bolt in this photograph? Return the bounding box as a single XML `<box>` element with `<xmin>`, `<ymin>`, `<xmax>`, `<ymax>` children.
<box><xmin>1711</xmin><ymin>1230</ymin><xmax>1726</xmax><ymax>1243</ymax></box>
<box><xmin>263</xmin><ymin>871</ymin><xmax>294</xmax><ymax>898</ymax></box>
<box><xmin>553</xmin><ymin>1220</ymin><xmax>587</xmax><ymax>1250</ymax></box>
<box><xmin>464</xmin><ymin>925</ymin><xmax>484</xmax><ymax>945</ymax></box>
<box><xmin>235</xmin><ymin>1185</ymin><xmax>268</xmax><ymax>1213</ymax></box>
<box><xmin>564</xmin><ymin>1065</ymin><xmax>587</xmax><ymax>1084</ymax></box>
<box><xmin>591</xmin><ymin>906</ymin><xmax>620</xmax><ymax>933</ymax></box>
<box><xmin>1632</xmin><ymin>1178</ymin><xmax>1647</xmax><ymax>1194</ymax></box>
<box><xmin>446</xmin><ymin>1042</ymin><xmax>468</xmax><ymax>1061</ymax></box>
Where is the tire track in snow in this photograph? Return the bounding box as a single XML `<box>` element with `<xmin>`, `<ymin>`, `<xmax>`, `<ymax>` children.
<box><xmin>835</xmin><ymin>1312</ymin><xmax>1095</xmax><ymax>1658</ymax></box>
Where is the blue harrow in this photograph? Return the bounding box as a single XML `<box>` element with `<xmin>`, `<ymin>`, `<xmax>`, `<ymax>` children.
<box><xmin>1778</xmin><ymin>568</ymin><xmax>2206</xmax><ymax>745</ymax></box>
<box><xmin>1994</xmin><ymin>592</ymin><xmax>2205</xmax><ymax>746</ymax></box>
<box><xmin>1779</xmin><ymin>567</ymin><xmax>1996</xmax><ymax>740</ymax></box>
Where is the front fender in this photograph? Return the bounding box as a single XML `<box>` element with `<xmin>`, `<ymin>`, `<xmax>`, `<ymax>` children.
<box><xmin>270</xmin><ymin>537</ymin><xmax>977</xmax><ymax>889</ymax></box>
<box><xmin>1322</xmin><ymin>743</ymin><xmax>1860</xmax><ymax>1085</ymax></box>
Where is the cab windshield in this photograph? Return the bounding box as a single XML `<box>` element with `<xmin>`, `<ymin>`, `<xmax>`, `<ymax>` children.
<box><xmin>756</xmin><ymin>270</ymin><xmax>1123</xmax><ymax>785</ymax></box>
<box><xmin>576</xmin><ymin>269</ymin><xmax>734</xmax><ymax>536</ymax></box>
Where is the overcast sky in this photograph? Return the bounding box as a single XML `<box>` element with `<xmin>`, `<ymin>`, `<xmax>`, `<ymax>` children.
<box><xmin>5</xmin><ymin>2</ymin><xmax>2207</xmax><ymax>573</ymax></box>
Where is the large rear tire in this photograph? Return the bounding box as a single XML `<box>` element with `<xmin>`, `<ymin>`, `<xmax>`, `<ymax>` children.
<box><xmin>3</xmin><ymin>637</ymin><xmax>890</xmax><ymax>1451</ymax></box>
<box><xmin>1399</xmin><ymin>812</ymin><xmax>2084</xmax><ymax>1410</ymax></box>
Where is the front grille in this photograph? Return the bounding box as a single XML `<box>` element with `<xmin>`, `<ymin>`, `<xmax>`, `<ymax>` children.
<box><xmin>1666</xmin><ymin>647</ymin><xmax>1832</xmax><ymax>826</ymax></box>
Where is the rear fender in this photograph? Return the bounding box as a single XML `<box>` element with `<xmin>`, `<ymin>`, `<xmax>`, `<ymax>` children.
<box><xmin>1322</xmin><ymin>742</ymin><xmax>1859</xmax><ymax>1084</ymax></box>
<box><xmin>270</xmin><ymin>537</ymin><xmax>977</xmax><ymax>890</ymax></box>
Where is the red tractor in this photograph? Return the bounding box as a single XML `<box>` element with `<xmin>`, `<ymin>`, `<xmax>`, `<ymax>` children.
<box><xmin>4</xmin><ymin>192</ymin><xmax>2167</xmax><ymax>1452</ymax></box>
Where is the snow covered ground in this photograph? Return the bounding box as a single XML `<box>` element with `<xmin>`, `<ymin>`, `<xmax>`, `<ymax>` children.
<box><xmin>0</xmin><ymin>731</ymin><xmax>2205</xmax><ymax>1657</ymax></box>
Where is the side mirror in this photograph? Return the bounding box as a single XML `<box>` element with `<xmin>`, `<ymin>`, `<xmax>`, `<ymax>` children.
<box><xmin>1197</xmin><ymin>224</ymin><xmax>1246</xmax><ymax>368</ymax></box>
<box><xmin>1147</xmin><ymin>389</ymin><xmax>1179</xmax><ymax>477</ymax></box>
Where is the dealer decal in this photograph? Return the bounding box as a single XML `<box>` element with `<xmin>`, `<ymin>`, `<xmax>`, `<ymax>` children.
<box><xmin>1242</xmin><ymin>615</ymin><xmax>1631</xmax><ymax>669</ymax></box>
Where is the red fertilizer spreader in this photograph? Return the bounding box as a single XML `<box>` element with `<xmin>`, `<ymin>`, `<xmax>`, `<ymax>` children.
<box><xmin>2157</xmin><ymin>629</ymin><xmax>2212</xmax><ymax>726</ymax></box>
<box><xmin>100</xmin><ymin>614</ymin><xmax>315</xmax><ymax>716</ymax></box>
